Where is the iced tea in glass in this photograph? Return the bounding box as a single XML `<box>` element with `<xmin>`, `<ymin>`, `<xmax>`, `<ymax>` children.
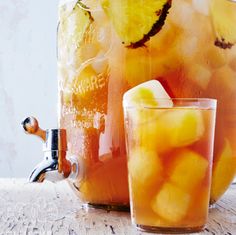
<box><xmin>123</xmin><ymin>98</ymin><xmax>217</xmax><ymax>233</ymax></box>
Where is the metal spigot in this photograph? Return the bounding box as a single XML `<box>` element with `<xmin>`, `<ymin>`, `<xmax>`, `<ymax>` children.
<box><xmin>22</xmin><ymin>117</ymin><xmax>78</xmax><ymax>183</ymax></box>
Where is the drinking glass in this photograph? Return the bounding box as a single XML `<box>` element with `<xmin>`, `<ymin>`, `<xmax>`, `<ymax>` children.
<box><xmin>123</xmin><ymin>98</ymin><xmax>217</xmax><ymax>233</ymax></box>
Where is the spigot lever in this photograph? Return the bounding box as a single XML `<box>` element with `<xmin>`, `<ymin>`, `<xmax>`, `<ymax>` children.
<box><xmin>22</xmin><ymin>117</ymin><xmax>46</xmax><ymax>141</ymax></box>
<box><xmin>22</xmin><ymin>117</ymin><xmax>78</xmax><ymax>183</ymax></box>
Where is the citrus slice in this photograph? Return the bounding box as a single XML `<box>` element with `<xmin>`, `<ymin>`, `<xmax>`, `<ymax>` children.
<box><xmin>101</xmin><ymin>0</ymin><xmax>171</xmax><ymax>48</ymax></box>
<box><xmin>210</xmin><ymin>0</ymin><xmax>236</xmax><ymax>49</ymax></box>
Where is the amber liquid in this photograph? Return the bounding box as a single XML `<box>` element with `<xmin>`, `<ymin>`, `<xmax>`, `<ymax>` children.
<box><xmin>124</xmin><ymin>107</ymin><xmax>216</xmax><ymax>232</ymax></box>
<box><xmin>58</xmin><ymin>0</ymin><xmax>236</xmax><ymax>207</ymax></box>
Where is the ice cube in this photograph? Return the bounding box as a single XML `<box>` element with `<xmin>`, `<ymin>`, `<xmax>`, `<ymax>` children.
<box><xmin>206</xmin><ymin>47</ymin><xmax>226</xmax><ymax>69</ymax></box>
<box><xmin>187</xmin><ymin>64</ymin><xmax>211</xmax><ymax>90</ymax></box>
<box><xmin>229</xmin><ymin>57</ymin><xmax>236</xmax><ymax>72</ymax></box>
<box><xmin>169</xmin><ymin>0</ymin><xmax>209</xmax><ymax>38</ymax></box>
<box><xmin>192</xmin><ymin>0</ymin><xmax>210</xmax><ymax>16</ymax></box>
<box><xmin>151</xmin><ymin>182</ymin><xmax>191</xmax><ymax>223</ymax></box>
<box><xmin>123</xmin><ymin>80</ymin><xmax>173</xmax><ymax>108</ymax></box>
<box><xmin>170</xmin><ymin>149</ymin><xmax>209</xmax><ymax>192</ymax></box>
<box><xmin>123</xmin><ymin>80</ymin><xmax>173</xmax><ymax>131</ymax></box>
<box><xmin>212</xmin><ymin>66</ymin><xmax>236</xmax><ymax>93</ymax></box>
<box><xmin>128</xmin><ymin>147</ymin><xmax>163</xmax><ymax>187</ymax></box>
<box><xmin>179</xmin><ymin>35</ymin><xmax>198</xmax><ymax>60</ymax></box>
<box><xmin>169</xmin><ymin>1</ymin><xmax>194</xmax><ymax>30</ymax></box>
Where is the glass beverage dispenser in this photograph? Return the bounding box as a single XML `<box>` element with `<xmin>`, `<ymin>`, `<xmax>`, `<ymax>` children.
<box><xmin>56</xmin><ymin>0</ymin><xmax>236</xmax><ymax>209</ymax></box>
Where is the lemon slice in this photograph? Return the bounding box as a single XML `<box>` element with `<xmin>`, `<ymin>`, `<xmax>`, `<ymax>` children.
<box><xmin>101</xmin><ymin>0</ymin><xmax>171</xmax><ymax>48</ymax></box>
<box><xmin>210</xmin><ymin>0</ymin><xmax>236</xmax><ymax>49</ymax></box>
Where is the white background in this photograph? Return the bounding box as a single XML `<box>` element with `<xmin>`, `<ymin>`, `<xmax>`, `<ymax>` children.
<box><xmin>0</xmin><ymin>0</ymin><xmax>59</xmax><ymax>177</ymax></box>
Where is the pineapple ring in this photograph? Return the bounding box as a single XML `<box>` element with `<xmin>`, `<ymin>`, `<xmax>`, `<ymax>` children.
<box><xmin>210</xmin><ymin>0</ymin><xmax>236</xmax><ymax>49</ymax></box>
<box><xmin>58</xmin><ymin>0</ymin><xmax>93</xmax><ymax>63</ymax></box>
<box><xmin>101</xmin><ymin>0</ymin><xmax>171</xmax><ymax>48</ymax></box>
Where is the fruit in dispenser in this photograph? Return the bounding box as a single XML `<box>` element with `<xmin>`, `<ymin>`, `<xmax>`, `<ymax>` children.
<box><xmin>58</xmin><ymin>0</ymin><xmax>236</xmax><ymax>209</ymax></box>
<box><xmin>210</xmin><ymin>0</ymin><xmax>236</xmax><ymax>49</ymax></box>
<box><xmin>210</xmin><ymin>139</ymin><xmax>236</xmax><ymax>204</ymax></box>
<box><xmin>101</xmin><ymin>0</ymin><xmax>171</xmax><ymax>48</ymax></box>
<box><xmin>79</xmin><ymin>157</ymin><xmax>129</xmax><ymax>204</ymax></box>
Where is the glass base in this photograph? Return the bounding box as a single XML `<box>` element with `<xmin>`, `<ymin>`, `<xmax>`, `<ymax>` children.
<box><xmin>136</xmin><ymin>224</ymin><xmax>205</xmax><ymax>234</ymax></box>
<box><xmin>87</xmin><ymin>203</ymin><xmax>130</xmax><ymax>212</ymax></box>
<box><xmin>68</xmin><ymin>180</ymin><xmax>130</xmax><ymax>212</ymax></box>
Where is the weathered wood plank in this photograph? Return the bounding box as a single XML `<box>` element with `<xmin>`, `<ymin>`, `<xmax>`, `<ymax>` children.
<box><xmin>0</xmin><ymin>179</ymin><xmax>235</xmax><ymax>235</ymax></box>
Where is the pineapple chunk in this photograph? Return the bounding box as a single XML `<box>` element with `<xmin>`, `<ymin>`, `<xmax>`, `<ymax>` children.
<box><xmin>130</xmin><ymin>178</ymin><xmax>156</xmax><ymax>212</ymax></box>
<box><xmin>141</xmin><ymin>110</ymin><xmax>204</xmax><ymax>155</ymax></box>
<box><xmin>128</xmin><ymin>147</ymin><xmax>163</xmax><ymax>187</ymax></box>
<box><xmin>159</xmin><ymin>109</ymin><xmax>205</xmax><ymax>148</ymax></box>
<box><xmin>101</xmin><ymin>0</ymin><xmax>171</xmax><ymax>48</ymax></box>
<box><xmin>210</xmin><ymin>0</ymin><xmax>236</xmax><ymax>49</ymax></box>
<box><xmin>137</xmin><ymin>110</ymin><xmax>172</xmax><ymax>153</ymax></box>
<box><xmin>136</xmin><ymin>107</ymin><xmax>205</xmax><ymax>154</ymax></box>
<box><xmin>152</xmin><ymin>182</ymin><xmax>190</xmax><ymax>223</ymax></box>
<box><xmin>170</xmin><ymin>149</ymin><xmax>209</xmax><ymax>192</ymax></box>
<box><xmin>210</xmin><ymin>139</ymin><xmax>236</xmax><ymax>204</ymax></box>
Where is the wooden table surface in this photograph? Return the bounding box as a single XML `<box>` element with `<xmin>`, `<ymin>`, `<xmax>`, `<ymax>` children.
<box><xmin>0</xmin><ymin>179</ymin><xmax>235</xmax><ymax>235</ymax></box>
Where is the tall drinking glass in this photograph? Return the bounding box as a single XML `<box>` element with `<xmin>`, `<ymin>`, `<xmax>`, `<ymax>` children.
<box><xmin>123</xmin><ymin>98</ymin><xmax>217</xmax><ymax>233</ymax></box>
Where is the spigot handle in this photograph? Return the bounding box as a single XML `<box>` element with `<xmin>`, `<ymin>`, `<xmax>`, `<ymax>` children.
<box><xmin>21</xmin><ymin>117</ymin><xmax>46</xmax><ymax>141</ymax></box>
